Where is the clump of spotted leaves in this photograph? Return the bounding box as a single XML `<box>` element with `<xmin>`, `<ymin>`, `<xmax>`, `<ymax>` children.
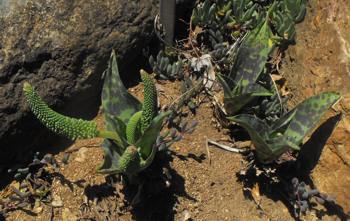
<box><xmin>23</xmin><ymin>51</ymin><xmax>168</xmax><ymax>178</ymax></box>
<box><xmin>217</xmin><ymin>17</ymin><xmax>275</xmax><ymax>115</ymax></box>
<box><xmin>228</xmin><ymin>92</ymin><xmax>341</xmax><ymax>164</ymax></box>
<box><xmin>98</xmin><ymin>51</ymin><xmax>169</xmax><ymax>178</ymax></box>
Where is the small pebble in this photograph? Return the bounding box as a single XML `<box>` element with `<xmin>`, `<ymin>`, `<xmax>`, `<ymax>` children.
<box><xmin>51</xmin><ymin>196</ymin><xmax>63</xmax><ymax>207</ymax></box>
<box><xmin>75</xmin><ymin>147</ymin><xmax>88</xmax><ymax>163</ymax></box>
<box><xmin>182</xmin><ymin>210</ymin><xmax>191</xmax><ymax>221</ymax></box>
<box><xmin>34</xmin><ymin>206</ymin><xmax>43</xmax><ymax>214</ymax></box>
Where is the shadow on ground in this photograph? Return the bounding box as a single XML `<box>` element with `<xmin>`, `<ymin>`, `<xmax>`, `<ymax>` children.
<box><xmin>82</xmin><ymin>151</ymin><xmax>195</xmax><ymax>221</ymax></box>
<box><xmin>238</xmin><ymin>114</ymin><xmax>349</xmax><ymax>220</ymax></box>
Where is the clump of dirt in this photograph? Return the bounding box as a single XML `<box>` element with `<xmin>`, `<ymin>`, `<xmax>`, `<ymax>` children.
<box><xmin>1</xmin><ymin>78</ymin><xmax>347</xmax><ymax>221</ymax></box>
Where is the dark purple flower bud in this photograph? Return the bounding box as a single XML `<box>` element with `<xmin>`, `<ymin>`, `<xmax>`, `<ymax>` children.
<box><xmin>20</xmin><ymin>183</ymin><xmax>28</xmax><ymax>189</ymax></box>
<box><xmin>17</xmin><ymin>202</ymin><xmax>29</xmax><ymax>208</ymax></box>
<box><xmin>9</xmin><ymin>195</ymin><xmax>22</xmax><ymax>201</ymax></box>
<box><xmin>300</xmin><ymin>200</ymin><xmax>308</xmax><ymax>213</ymax></box>
<box><xmin>8</xmin><ymin>168</ymin><xmax>14</xmax><ymax>173</ymax></box>
<box><xmin>291</xmin><ymin>177</ymin><xmax>299</xmax><ymax>186</ymax></box>
<box><xmin>308</xmin><ymin>189</ymin><xmax>319</xmax><ymax>196</ymax></box>
<box><xmin>158</xmin><ymin>143</ymin><xmax>167</xmax><ymax>151</ymax></box>
<box><xmin>190</xmin><ymin>120</ymin><xmax>199</xmax><ymax>128</ymax></box>
<box><xmin>62</xmin><ymin>153</ymin><xmax>70</xmax><ymax>164</ymax></box>
<box><xmin>174</xmin><ymin>135</ymin><xmax>183</xmax><ymax>142</ymax></box>
<box><xmin>14</xmin><ymin>173</ymin><xmax>22</xmax><ymax>179</ymax></box>
<box><xmin>315</xmin><ymin>196</ymin><xmax>325</xmax><ymax>204</ymax></box>
<box><xmin>325</xmin><ymin>195</ymin><xmax>335</xmax><ymax>202</ymax></box>
<box><xmin>297</xmin><ymin>186</ymin><xmax>305</xmax><ymax>195</ymax></box>
<box><xmin>301</xmin><ymin>191</ymin><xmax>309</xmax><ymax>200</ymax></box>
<box><xmin>26</xmin><ymin>173</ymin><xmax>31</xmax><ymax>180</ymax></box>
<box><xmin>32</xmin><ymin>159</ymin><xmax>41</xmax><ymax>165</ymax></box>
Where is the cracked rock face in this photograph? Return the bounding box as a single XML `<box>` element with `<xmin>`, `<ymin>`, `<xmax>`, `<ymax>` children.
<box><xmin>0</xmin><ymin>0</ymin><xmax>157</xmax><ymax>165</ymax></box>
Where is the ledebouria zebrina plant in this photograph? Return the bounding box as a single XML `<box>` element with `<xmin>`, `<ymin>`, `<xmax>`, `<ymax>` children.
<box><xmin>228</xmin><ymin>92</ymin><xmax>341</xmax><ymax>164</ymax></box>
<box><xmin>23</xmin><ymin>51</ymin><xmax>169</xmax><ymax>180</ymax></box>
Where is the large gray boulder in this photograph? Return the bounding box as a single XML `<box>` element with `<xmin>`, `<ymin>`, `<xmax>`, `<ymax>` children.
<box><xmin>0</xmin><ymin>0</ymin><xmax>158</xmax><ymax>165</ymax></box>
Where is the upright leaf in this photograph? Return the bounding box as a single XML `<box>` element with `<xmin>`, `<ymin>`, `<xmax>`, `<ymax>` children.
<box><xmin>225</xmin><ymin>84</ymin><xmax>272</xmax><ymax>115</ymax></box>
<box><xmin>221</xmin><ymin>77</ymin><xmax>273</xmax><ymax>115</ymax></box>
<box><xmin>228</xmin><ymin>19</ymin><xmax>275</xmax><ymax>91</ymax></box>
<box><xmin>216</xmin><ymin>74</ymin><xmax>233</xmax><ymax>97</ymax></box>
<box><xmin>104</xmin><ymin>114</ymin><xmax>128</xmax><ymax>149</ymax></box>
<box><xmin>101</xmin><ymin>51</ymin><xmax>142</xmax><ymax>124</ymax></box>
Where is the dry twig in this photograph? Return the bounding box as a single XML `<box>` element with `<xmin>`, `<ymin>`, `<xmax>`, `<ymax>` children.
<box><xmin>207</xmin><ymin>139</ymin><xmax>249</xmax><ymax>154</ymax></box>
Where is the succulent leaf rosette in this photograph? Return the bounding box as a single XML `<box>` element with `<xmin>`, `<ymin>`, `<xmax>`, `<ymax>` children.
<box><xmin>228</xmin><ymin>92</ymin><xmax>341</xmax><ymax>164</ymax></box>
<box><xmin>23</xmin><ymin>51</ymin><xmax>169</xmax><ymax>178</ymax></box>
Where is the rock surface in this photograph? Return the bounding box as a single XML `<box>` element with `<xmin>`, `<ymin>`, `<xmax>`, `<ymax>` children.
<box><xmin>0</xmin><ymin>0</ymin><xmax>157</xmax><ymax>165</ymax></box>
<box><xmin>281</xmin><ymin>0</ymin><xmax>350</xmax><ymax>214</ymax></box>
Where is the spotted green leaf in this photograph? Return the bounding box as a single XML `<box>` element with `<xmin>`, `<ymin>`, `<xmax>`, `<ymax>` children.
<box><xmin>97</xmin><ymin>139</ymin><xmax>124</xmax><ymax>174</ymax></box>
<box><xmin>101</xmin><ymin>51</ymin><xmax>142</xmax><ymax>125</ymax></box>
<box><xmin>228</xmin><ymin>114</ymin><xmax>298</xmax><ymax>163</ymax></box>
<box><xmin>228</xmin><ymin>19</ymin><xmax>275</xmax><ymax>90</ymax></box>
<box><xmin>227</xmin><ymin>114</ymin><xmax>273</xmax><ymax>160</ymax></box>
<box><xmin>103</xmin><ymin>114</ymin><xmax>128</xmax><ymax>152</ymax></box>
<box><xmin>98</xmin><ymin>111</ymin><xmax>168</xmax><ymax>175</ymax></box>
<box><xmin>282</xmin><ymin>0</ymin><xmax>307</xmax><ymax>23</ymax></box>
<box><xmin>283</xmin><ymin>92</ymin><xmax>341</xmax><ymax>146</ymax></box>
<box><xmin>97</xmin><ymin>113</ymin><xmax>128</xmax><ymax>173</ymax></box>
<box><xmin>218</xmin><ymin>19</ymin><xmax>275</xmax><ymax>115</ymax></box>
<box><xmin>228</xmin><ymin>92</ymin><xmax>341</xmax><ymax>164</ymax></box>
<box><xmin>218</xmin><ymin>74</ymin><xmax>272</xmax><ymax>115</ymax></box>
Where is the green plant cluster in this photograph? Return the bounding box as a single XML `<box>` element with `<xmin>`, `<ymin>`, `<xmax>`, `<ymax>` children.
<box><xmin>149</xmin><ymin>50</ymin><xmax>184</xmax><ymax>80</ymax></box>
<box><xmin>192</xmin><ymin>0</ymin><xmax>307</xmax><ymax>44</ymax></box>
<box><xmin>23</xmin><ymin>52</ymin><xmax>170</xmax><ymax>179</ymax></box>
<box><xmin>229</xmin><ymin>92</ymin><xmax>340</xmax><ymax>163</ymax></box>
<box><xmin>189</xmin><ymin>0</ymin><xmax>341</xmax><ymax>164</ymax></box>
